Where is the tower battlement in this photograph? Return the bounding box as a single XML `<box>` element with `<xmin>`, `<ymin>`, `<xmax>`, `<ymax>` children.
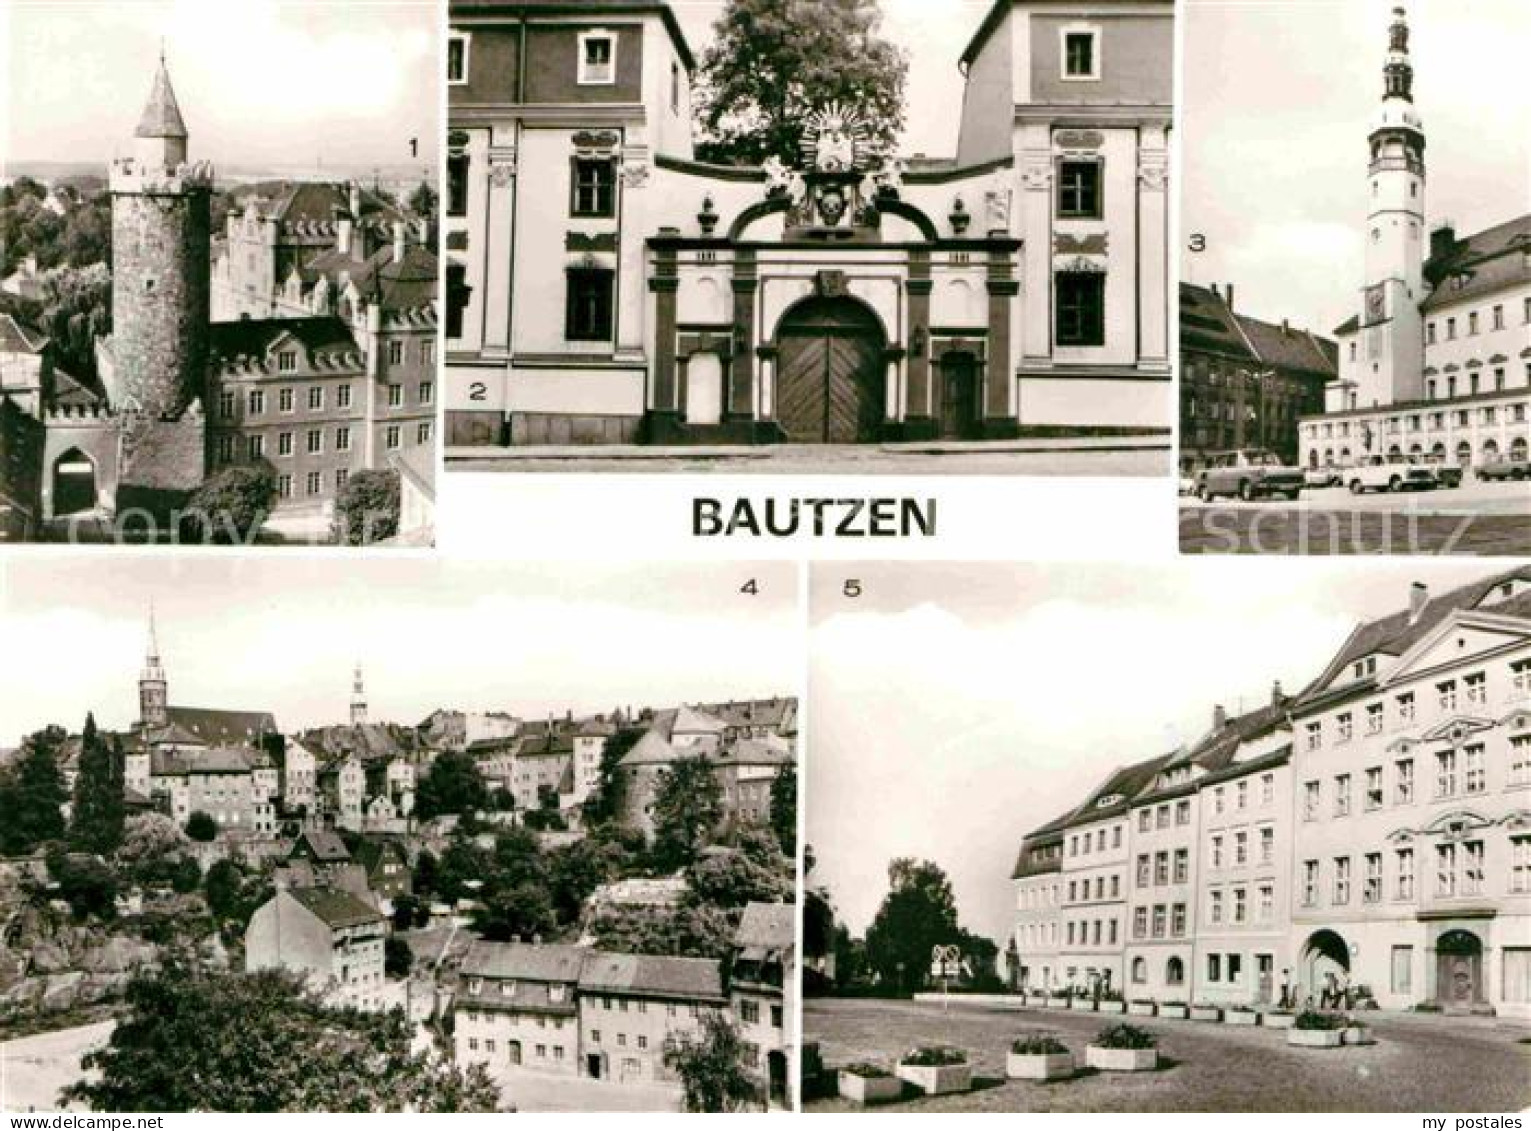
<box><xmin>110</xmin><ymin>156</ymin><xmax>215</xmax><ymax>195</ymax></box>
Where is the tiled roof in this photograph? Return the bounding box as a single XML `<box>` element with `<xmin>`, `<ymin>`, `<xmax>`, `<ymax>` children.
<box><xmin>579</xmin><ymin>952</ymin><xmax>725</xmax><ymax>1002</ymax></box>
<box><xmin>0</xmin><ymin>313</ymin><xmax>47</xmax><ymax>354</ymax></box>
<box><xmin>150</xmin><ymin>745</ymin><xmax>256</xmax><ymax>776</ymax></box>
<box><xmin>165</xmin><ymin>706</ymin><xmax>276</xmax><ymax>746</ymax></box>
<box><xmin>1234</xmin><ymin>314</ymin><xmax>1338</xmax><ymax>379</ymax></box>
<box><xmin>671</xmin><ymin>705</ymin><xmax>728</xmax><ymax>734</ymax></box>
<box><xmin>1422</xmin><ymin>214</ymin><xmax>1531</xmax><ymax>312</ymax></box>
<box><xmin>1180</xmin><ymin>284</ymin><xmax>1255</xmax><ymax>361</ymax></box>
<box><xmin>714</xmin><ymin>736</ymin><xmax>794</xmax><ymax>767</ymax></box>
<box><xmin>617</xmin><ymin>728</ymin><xmax>693</xmax><ymax>768</ymax></box>
<box><xmin>1300</xmin><ymin>567</ymin><xmax>1531</xmax><ymax>705</ymax></box>
<box><xmin>1062</xmin><ymin>754</ymin><xmax>1171</xmax><ymax>827</ymax></box>
<box><xmin>1180</xmin><ymin>283</ymin><xmax>1337</xmax><ymax>379</ymax></box>
<box><xmin>207</xmin><ymin>317</ymin><xmax>363</xmax><ymax>376</ymax></box>
<box><xmin>734</xmin><ymin>902</ymin><xmax>794</xmax><ymax>952</ymax></box>
<box><xmin>461</xmin><ymin>940</ymin><xmax>586</xmax><ymax>983</ymax></box>
<box><xmin>693</xmin><ymin>698</ymin><xmax>797</xmax><ymax>730</ymax></box>
<box><xmin>298</xmin><ymin>723</ymin><xmax>420</xmax><ymax>763</ymax></box>
<box><xmin>294</xmin><ymin>828</ymin><xmax>351</xmax><ymax>863</ymax></box>
<box><xmin>135</xmin><ymin>61</ymin><xmax>188</xmax><ymax>140</ymax></box>
<box><xmin>287</xmin><ymin>885</ymin><xmax>383</xmax><ymax>929</ymax></box>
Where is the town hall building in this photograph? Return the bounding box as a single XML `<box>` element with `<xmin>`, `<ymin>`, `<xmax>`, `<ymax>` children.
<box><xmin>1298</xmin><ymin>8</ymin><xmax>1530</xmax><ymax>473</ymax></box>
<box><xmin>444</xmin><ymin>0</ymin><xmax>1173</xmax><ymax>449</ymax></box>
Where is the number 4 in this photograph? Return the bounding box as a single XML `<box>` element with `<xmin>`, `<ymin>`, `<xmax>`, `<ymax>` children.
<box><xmin>740</xmin><ymin>579</ymin><xmax>759</xmax><ymax>596</ymax></box>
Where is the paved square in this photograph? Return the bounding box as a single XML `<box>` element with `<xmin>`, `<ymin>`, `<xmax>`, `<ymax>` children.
<box><xmin>804</xmin><ymin>998</ymin><xmax>1531</xmax><ymax>1112</ymax></box>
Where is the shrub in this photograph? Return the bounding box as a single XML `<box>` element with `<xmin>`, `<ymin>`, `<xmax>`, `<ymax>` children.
<box><xmin>900</xmin><ymin>1045</ymin><xmax>968</xmax><ymax>1067</ymax></box>
<box><xmin>1293</xmin><ymin>1010</ymin><xmax>1346</xmax><ymax>1031</ymax></box>
<box><xmin>1093</xmin><ymin>1024</ymin><xmax>1156</xmax><ymax>1051</ymax></box>
<box><xmin>332</xmin><ymin>469</ymin><xmax>401</xmax><ymax>546</ymax></box>
<box><xmin>1048</xmin><ymin>988</ymin><xmax>1070</xmax><ymax>999</ymax></box>
<box><xmin>179</xmin><ymin>466</ymin><xmax>276</xmax><ymax>544</ymax></box>
<box><xmin>1412</xmin><ymin>1001</ymin><xmax>1442</xmax><ymax>1013</ymax></box>
<box><xmin>1097</xmin><ymin>988</ymin><xmax>1123</xmax><ymax>1002</ymax></box>
<box><xmin>1010</xmin><ymin>1034</ymin><xmax>1069</xmax><ymax>1056</ymax></box>
<box><xmin>184</xmin><ymin>811</ymin><xmax>217</xmax><ymax>842</ymax></box>
<box><xmin>385</xmin><ymin>936</ymin><xmax>414</xmax><ymax>978</ymax></box>
<box><xmin>841</xmin><ymin>1063</ymin><xmax>892</xmax><ymax>1078</ymax></box>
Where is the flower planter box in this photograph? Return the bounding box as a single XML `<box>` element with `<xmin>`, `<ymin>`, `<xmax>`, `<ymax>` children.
<box><xmin>896</xmin><ymin>1062</ymin><xmax>972</xmax><ymax>1096</ymax></box>
<box><xmin>838</xmin><ymin>1071</ymin><xmax>903</xmax><ymax>1105</ymax></box>
<box><xmin>1096</xmin><ymin>1000</ymin><xmax>1126</xmax><ymax>1014</ymax></box>
<box><xmin>1342</xmin><ymin>1026</ymin><xmax>1374</xmax><ymax>1046</ymax></box>
<box><xmin>1127</xmin><ymin>1002</ymin><xmax>1157</xmax><ymax>1017</ymax></box>
<box><xmin>1045</xmin><ymin>997</ymin><xmax>1069</xmax><ymax>1009</ymax></box>
<box><xmin>1224</xmin><ymin>1009</ymin><xmax>1259</xmax><ymax>1026</ymax></box>
<box><xmin>1068</xmin><ymin>998</ymin><xmax>1096</xmax><ymax>1012</ymax></box>
<box><xmin>1158</xmin><ymin>1004</ymin><xmax>1188</xmax><ymax>1019</ymax></box>
<box><xmin>1006</xmin><ymin>1051</ymin><xmax>1075</xmax><ymax>1082</ymax></box>
<box><xmin>1286</xmin><ymin>1029</ymin><xmax>1344</xmax><ymax>1048</ymax></box>
<box><xmin>1262</xmin><ymin>1013</ymin><xmax>1296</xmax><ymax>1030</ymax></box>
<box><xmin>1190</xmin><ymin>1006</ymin><xmax>1222</xmax><ymax>1022</ymax></box>
<box><xmin>1085</xmin><ymin>1045</ymin><xmax>1158</xmax><ymax>1072</ymax></box>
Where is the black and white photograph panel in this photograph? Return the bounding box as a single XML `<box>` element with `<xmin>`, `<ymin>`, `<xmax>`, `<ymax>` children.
<box><xmin>1177</xmin><ymin>0</ymin><xmax>1531</xmax><ymax>556</ymax></box>
<box><xmin>0</xmin><ymin>557</ymin><xmax>801</xmax><ymax>1113</ymax></box>
<box><xmin>0</xmin><ymin>2</ymin><xmax>440</xmax><ymax>546</ymax></box>
<box><xmin>802</xmin><ymin>560</ymin><xmax>1531</xmax><ymax>1111</ymax></box>
<box><xmin>443</xmin><ymin>0</ymin><xmax>1173</xmax><ymax>475</ymax></box>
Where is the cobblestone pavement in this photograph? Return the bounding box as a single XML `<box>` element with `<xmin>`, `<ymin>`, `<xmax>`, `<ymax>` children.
<box><xmin>449</xmin><ymin>441</ymin><xmax>1170</xmax><ymax>477</ymax></box>
<box><xmin>804</xmin><ymin>997</ymin><xmax>1531</xmax><ymax>1112</ymax></box>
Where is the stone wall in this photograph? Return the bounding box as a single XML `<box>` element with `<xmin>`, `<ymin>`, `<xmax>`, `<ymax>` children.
<box><xmin>111</xmin><ymin>188</ymin><xmax>211</xmax><ymax>417</ymax></box>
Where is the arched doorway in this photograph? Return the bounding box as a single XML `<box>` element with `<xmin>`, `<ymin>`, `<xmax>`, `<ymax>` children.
<box><xmin>1513</xmin><ymin>436</ymin><xmax>1528</xmax><ymax>462</ymax></box>
<box><xmin>52</xmin><ymin>448</ymin><xmax>97</xmax><ymax>516</ymax></box>
<box><xmin>774</xmin><ymin>296</ymin><xmax>885</xmax><ymax>443</ymax></box>
<box><xmin>938</xmin><ymin>352</ymin><xmax>980</xmax><ymax>440</ymax></box>
<box><xmin>1456</xmin><ymin>440</ymin><xmax>1473</xmax><ymax>465</ymax></box>
<box><xmin>1299</xmin><ymin>929</ymin><xmax>1350</xmax><ymax>1003</ymax></box>
<box><xmin>1435</xmin><ymin>929</ymin><xmax>1483</xmax><ymax>1008</ymax></box>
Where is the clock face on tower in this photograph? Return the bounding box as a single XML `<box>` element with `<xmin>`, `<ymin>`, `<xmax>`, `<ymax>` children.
<box><xmin>1365</xmin><ymin>284</ymin><xmax>1386</xmax><ymax>323</ymax></box>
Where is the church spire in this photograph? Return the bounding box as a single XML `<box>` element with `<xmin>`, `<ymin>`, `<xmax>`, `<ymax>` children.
<box><xmin>350</xmin><ymin>662</ymin><xmax>368</xmax><ymax>727</ymax></box>
<box><xmin>140</xmin><ymin>602</ymin><xmax>168</xmax><ymax>730</ymax></box>
<box><xmin>132</xmin><ymin>47</ymin><xmax>189</xmax><ymax>171</ymax></box>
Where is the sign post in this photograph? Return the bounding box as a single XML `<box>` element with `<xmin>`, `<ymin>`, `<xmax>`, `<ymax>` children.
<box><xmin>930</xmin><ymin>944</ymin><xmax>961</xmax><ymax>1013</ymax></box>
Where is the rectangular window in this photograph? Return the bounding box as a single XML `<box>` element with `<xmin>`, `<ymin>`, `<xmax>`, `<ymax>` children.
<box><xmin>1436</xmin><ymin>843</ymin><xmax>1457</xmax><ymax>897</ymax></box>
<box><xmin>305</xmin><ymin>470</ymin><xmax>321</xmax><ymax>496</ymax></box>
<box><xmin>1214</xmin><ymin>787</ymin><xmax>1225</xmax><ymax>814</ymax></box>
<box><xmin>1209</xmin><ymin>889</ymin><xmax>1223</xmax><ymax>924</ymax></box>
<box><xmin>1057</xmin><ymin>161</ymin><xmax>1101</xmax><ymax>219</ymax></box>
<box><xmin>219</xmin><ymin>391</ymin><xmax>235</xmax><ymax>419</ymax></box>
<box><xmin>1366</xmin><ymin>703</ymin><xmax>1384</xmax><ymax>734</ymax></box>
<box><xmin>1234</xmin><ymin>831</ymin><xmax>1248</xmax><ymax>866</ymax></box>
<box><xmin>1211</xmin><ymin>834</ymin><xmax>1223</xmax><ymax>869</ymax></box>
<box><xmin>1396</xmin><ymin>758</ymin><xmax>1414</xmax><ymax>804</ymax></box>
<box><xmin>1156</xmin><ymin>805</ymin><xmax>1169</xmax><ymax>830</ymax></box>
<box><xmin>1464</xmin><ymin>744</ymin><xmax>1485</xmax><ymax>794</ymax></box>
<box><xmin>388</xmin><ymin>384</ymin><xmax>403</xmax><ymax>408</ymax></box>
<box><xmin>1257</xmin><ymin>884</ymin><xmax>1273</xmax><ymax>923</ymax></box>
<box><xmin>1463</xmin><ymin>840</ymin><xmax>1484</xmax><ymax>895</ymax></box>
<box><xmin>1233</xmin><ymin>887</ymin><xmax>1246</xmax><ymax>924</ymax></box>
<box><xmin>1365</xmin><ymin>767</ymin><xmax>1383</xmax><ymax>810</ymax></box>
<box><xmin>387</xmin><ymin>340</ymin><xmax>404</xmax><ymax>366</ymax></box>
<box><xmin>1436</xmin><ymin>750</ymin><xmax>1457</xmax><ymax>798</ymax></box>
<box><xmin>571</xmin><ymin>158</ymin><xmax>617</xmax><ymax>218</ymax></box>
<box><xmin>335</xmin><ymin>468</ymin><xmax>349</xmax><ymax>490</ymax></box>
<box><xmin>1336</xmin><ymin>712</ymin><xmax>1353</xmax><ymax>742</ymax></box>
<box><xmin>1171</xmin><ymin>902</ymin><xmax>1186</xmax><ymax>937</ymax></box>
<box><xmin>248</xmin><ymin>434</ymin><xmax>265</xmax><ymax>459</ymax></box>
<box><xmin>1236</xmin><ymin>781</ymin><xmax>1248</xmax><ymax>810</ymax></box>
<box><xmin>1132</xmin><ymin>907</ymin><xmax>1146</xmax><ymax>939</ymax></box>
<box><xmin>1207</xmin><ymin>953</ymin><xmax>1221</xmax><ymax>983</ymax></box>
<box><xmin>1512</xmin><ymin>836</ymin><xmax>1531</xmax><ymax>895</ymax></box>
<box><xmin>447</xmin><ymin>152</ymin><xmax>469</xmax><ymax>219</ymax></box>
<box><xmin>1305</xmin><ymin>721</ymin><xmax>1321</xmax><ymax>750</ymax></box>
<box><xmin>278</xmin><ymin>431</ymin><xmax>293</xmax><ymax>457</ymax></box>
<box><xmin>1504</xmin><ymin>949</ymin><xmax>1531</xmax><ymax>1004</ymax></box>
<box><xmin>279</xmin><ymin>387</ymin><xmax>294</xmax><ymax>413</ymax></box>
<box><xmin>248</xmin><ymin>390</ymin><xmax>265</xmax><ymax>415</ymax></box>
<box><xmin>419</xmin><ymin>381</ymin><xmax>434</xmax><ymax>406</ymax></box>
<box><xmin>1259</xmin><ymin>826</ymin><xmax>1274</xmax><ymax>866</ymax></box>
<box><xmin>1151</xmin><ymin>904</ymin><xmax>1166</xmax><ymax>938</ymax></box>
<box><xmin>1465</xmin><ymin>672</ymin><xmax>1486</xmax><ymax>705</ymax></box>
<box><xmin>386</xmin><ymin>424</ymin><xmax>401</xmax><ymax>451</ymax></box>
<box><xmin>447</xmin><ymin>33</ymin><xmax>469</xmax><ymax>84</ymax></box>
<box><xmin>1173</xmin><ymin>848</ymin><xmax>1188</xmax><ymax>884</ymax></box>
<box><xmin>1135</xmin><ymin>855</ymin><xmax>1149</xmax><ymax>888</ymax></box>
<box><xmin>1396</xmin><ymin>847</ymin><xmax>1413</xmax><ymax>900</ymax></box>
<box><xmin>1515</xmin><ymin>659</ymin><xmax>1531</xmax><ymax>697</ymax></box>
<box><xmin>1063</xmin><ymin>29</ymin><xmax>1097</xmax><ymax>78</ymax></box>
<box><xmin>1333</xmin><ymin>856</ymin><xmax>1350</xmax><ymax>905</ymax></box>
<box><xmin>1334</xmin><ymin>774</ymin><xmax>1351</xmax><ymax>817</ymax></box>
<box><xmin>337</xmin><ymin>384</ymin><xmax>352</xmax><ymax>409</ymax></box>
<box><xmin>215</xmin><ymin>435</ymin><xmax>235</xmax><ymax>463</ymax></box>
<box><xmin>578</xmin><ymin>32</ymin><xmax>616</xmax><ymax>85</ymax></box>
<box><xmin>1176</xmin><ymin>799</ymin><xmax>1191</xmax><ymax>825</ymax></box>
<box><xmin>566</xmin><ymin>268</ymin><xmax>615</xmax><ymax>341</ymax></box>
<box><xmin>336</xmin><ymin>426</ymin><xmax>351</xmax><ymax>452</ymax></box>
<box><xmin>1154</xmin><ymin>851</ymin><xmax>1168</xmax><ymax>885</ymax></box>
<box><xmin>1303</xmin><ymin>780</ymin><xmax>1320</xmax><ymax>820</ymax></box>
<box><xmin>308</xmin><ymin>386</ymin><xmax>323</xmax><ymax>411</ymax></box>
<box><xmin>417</xmin><ymin>421</ymin><xmax>432</xmax><ymax>445</ymax></box>
<box><xmin>1438</xmin><ymin>680</ymin><xmax>1457</xmax><ymax>711</ymax></box>
<box><xmin>276</xmin><ymin>473</ymin><xmax>292</xmax><ymax>499</ymax></box>
<box><xmin>1055</xmin><ymin>273</ymin><xmax>1105</xmax><ymax>347</ymax></box>
<box><xmin>1364</xmin><ymin>852</ymin><xmax>1382</xmax><ymax>903</ymax></box>
<box><xmin>1512</xmin><ymin>736</ymin><xmax>1531</xmax><ymax>787</ymax></box>
<box><xmin>277</xmin><ymin>351</ymin><xmax>297</xmax><ymax>374</ymax></box>
<box><xmin>1138</xmin><ymin>810</ymin><xmax>1150</xmax><ymax>833</ymax></box>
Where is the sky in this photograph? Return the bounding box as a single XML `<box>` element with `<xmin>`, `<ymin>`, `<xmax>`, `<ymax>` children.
<box><xmin>3</xmin><ymin>0</ymin><xmax>439</xmax><ymax>171</ymax></box>
<box><xmin>0</xmin><ymin>557</ymin><xmax>801</xmax><ymax>747</ymax></box>
<box><xmin>1182</xmin><ymin>0</ymin><xmax>1531</xmax><ymax>337</ymax></box>
<box><xmin>670</xmin><ymin>0</ymin><xmax>985</xmax><ymax>159</ymax></box>
<box><xmin>806</xmin><ymin>559</ymin><xmax>1505</xmax><ymax>946</ymax></box>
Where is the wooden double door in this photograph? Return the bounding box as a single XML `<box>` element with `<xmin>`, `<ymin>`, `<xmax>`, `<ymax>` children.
<box><xmin>775</xmin><ymin>298</ymin><xmax>884</xmax><ymax>444</ymax></box>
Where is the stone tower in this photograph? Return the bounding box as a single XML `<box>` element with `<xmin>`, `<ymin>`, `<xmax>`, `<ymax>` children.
<box><xmin>1357</xmin><ymin>5</ymin><xmax>1426</xmax><ymax>412</ymax></box>
<box><xmin>107</xmin><ymin>51</ymin><xmax>213</xmax><ymax>421</ymax></box>
<box><xmin>140</xmin><ymin>604</ymin><xmax>168</xmax><ymax>730</ymax></box>
<box><xmin>350</xmin><ymin>663</ymin><xmax>368</xmax><ymax>727</ymax></box>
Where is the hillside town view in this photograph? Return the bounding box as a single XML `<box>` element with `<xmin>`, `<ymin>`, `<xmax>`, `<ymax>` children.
<box><xmin>0</xmin><ymin>601</ymin><xmax>798</xmax><ymax>1113</ymax></box>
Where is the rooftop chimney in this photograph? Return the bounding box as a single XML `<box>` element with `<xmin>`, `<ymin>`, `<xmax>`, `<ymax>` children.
<box><xmin>1213</xmin><ymin>704</ymin><xmax>1228</xmax><ymax>730</ymax></box>
<box><xmin>1225</xmin><ymin>283</ymin><xmax>1235</xmax><ymax>311</ymax></box>
<box><xmin>1271</xmin><ymin>680</ymin><xmax>1284</xmax><ymax>707</ymax></box>
<box><xmin>391</xmin><ymin>220</ymin><xmax>406</xmax><ymax>264</ymax></box>
<box><xmin>1409</xmin><ymin>581</ymin><xmax>1428</xmax><ymax>624</ymax></box>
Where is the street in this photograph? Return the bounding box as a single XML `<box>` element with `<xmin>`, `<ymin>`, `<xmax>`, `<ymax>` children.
<box><xmin>1180</xmin><ymin>478</ymin><xmax>1531</xmax><ymax>554</ymax></box>
<box><xmin>486</xmin><ymin>1065</ymin><xmax>682</xmax><ymax>1113</ymax></box>
<box><xmin>447</xmin><ymin>438</ymin><xmax>1171</xmax><ymax>477</ymax></box>
<box><xmin>804</xmin><ymin>997</ymin><xmax>1531</xmax><ymax>1112</ymax></box>
<box><xmin>0</xmin><ymin>1019</ymin><xmax>113</xmax><ymax>1112</ymax></box>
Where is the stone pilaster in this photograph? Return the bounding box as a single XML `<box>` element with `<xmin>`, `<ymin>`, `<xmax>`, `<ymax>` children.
<box><xmin>729</xmin><ymin>250</ymin><xmax>758</xmax><ymax>419</ymax></box>
<box><xmin>984</xmin><ymin>250</ymin><xmax>1022</xmax><ymax>438</ymax></box>
<box><xmin>903</xmin><ymin>249</ymin><xmax>934</xmax><ymax>439</ymax></box>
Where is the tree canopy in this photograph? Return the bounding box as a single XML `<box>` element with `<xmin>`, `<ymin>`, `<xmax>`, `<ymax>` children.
<box><xmin>693</xmin><ymin>0</ymin><xmax>908</xmax><ymax>167</ymax></box>
<box><xmin>863</xmin><ymin>857</ymin><xmax>960</xmax><ymax>994</ymax></box>
<box><xmin>662</xmin><ymin>1010</ymin><xmax>763</xmax><ymax>1113</ymax></box>
<box><xmin>649</xmin><ymin>757</ymin><xmax>724</xmax><ymax>871</ymax></box>
<box><xmin>63</xmin><ymin>965</ymin><xmax>499</xmax><ymax>1112</ymax></box>
<box><xmin>414</xmin><ymin>749</ymin><xmax>490</xmax><ymax>820</ymax></box>
<box><xmin>332</xmin><ymin>468</ymin><xmax>402</xmax><ymax>546</ymax></box>
<box><xmin>768</xmin><ymin>762</ymin><xmax>796</xmax><ymax>857</ymax></box>
<box><xmin>0</xmin><ymin>725</ymin><xmax>68</xmax><ymax>854</ymax></box>
<box><xmin>71</xmin><ymin>714</ymin><xmax>125</xmax><ymax>855</ymax></box>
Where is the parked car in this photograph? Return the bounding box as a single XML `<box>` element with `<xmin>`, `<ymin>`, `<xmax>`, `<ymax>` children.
<box><xmin>1476</xmin><ymin>458</ymin><xmax>1531</xmax><ymax>482</ymax></box>
<box><xmin>1304</xmin><ymin>465</ymin><xmax>1344</xmax><ymax>489</ymax></box>
<box><xmin>1346</xmin><ymin>454</ymin><xmax>1437</xmax><ymax>494</ymax></box>
<box><xmin>1422</xmin><ymin>455</ymin><xmax>1463</xmax><ymax>488</ymax></box>
<box><xmin>1196</xmin><ymin>449</ymin><xmax>1305</xmax><ymax>502</ymax></box>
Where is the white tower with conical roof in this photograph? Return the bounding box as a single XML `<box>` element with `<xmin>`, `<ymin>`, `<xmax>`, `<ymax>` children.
<box><xmin>351</xmin><ymin>663</ymin><xmax>368</xmax><ymax>727</ymax></box>
<box><xmin>139</xmin><ymin>603</ymin><xmax>168</xmax><ymax>729</ymax></box>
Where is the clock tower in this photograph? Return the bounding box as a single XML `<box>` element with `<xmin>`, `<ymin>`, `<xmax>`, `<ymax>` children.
<box><xmin>1357</xmin><ymin>5</ymin><xmax>1426</xmax><ymax>413</ymax></box>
